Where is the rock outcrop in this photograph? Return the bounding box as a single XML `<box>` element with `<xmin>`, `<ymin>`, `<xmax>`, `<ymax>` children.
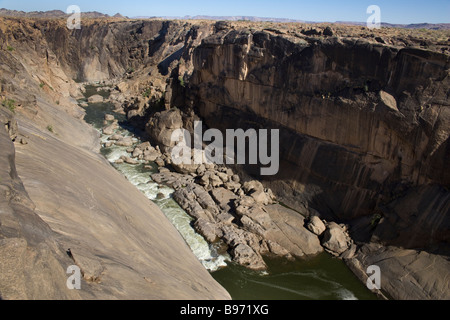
<box><xmin>152</xmin><ymin>166</ymin><xmax>323</xmax><ymax>271</ymax></box>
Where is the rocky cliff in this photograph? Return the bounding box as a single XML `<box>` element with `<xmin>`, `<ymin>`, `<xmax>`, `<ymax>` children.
<box><xmin>186</xmin><ymin>23</ymin><xmax>450</xmax><ymax>299</ymax></box>
<box><xmin>0</xmin><ymin>17</ymin><xmax>230</xmax><ymax>300</ymax></box>
<box><xmin>0</xmin><ymin>16</ymin><xmax>449</xmax><ymax>299</ymax></box>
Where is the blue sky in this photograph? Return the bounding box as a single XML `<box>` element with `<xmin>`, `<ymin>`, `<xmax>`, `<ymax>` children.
<box><xmin>0</xmin><ymin>0</ymin><xmax>449</xmax><ymax>24</ymax></box>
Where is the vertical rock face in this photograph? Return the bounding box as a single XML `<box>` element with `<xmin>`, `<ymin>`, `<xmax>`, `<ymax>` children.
<box><xmin>189</xmin><ymin>29</ymin><xmax>450</xmax><ymax>248</ymax></box>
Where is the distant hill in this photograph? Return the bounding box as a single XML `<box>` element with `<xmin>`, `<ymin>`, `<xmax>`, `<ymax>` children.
<box><xmin>0</xmin><ymin>9</ymin><xmax>448</xmax><ymax>29</ymax></box>
<box><xmin>0</xmin><ymin>8</ymin><xmax>124</xmax><ymax>19</ymax></box>
<box><xmin>335</xmin><ymin>21</ymin><xmax>450</xmax><ymax>30</ymax></box>
<box><xmin>139</xmin><ymin>15</ymin><xmax>450</xmax><ymax>29</ymax></box>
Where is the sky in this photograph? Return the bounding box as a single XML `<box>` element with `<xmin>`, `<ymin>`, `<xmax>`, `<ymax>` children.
<box><xmin>0</xmin><ymin>0</ymin><xmax>449</xmax><ymax>24</ymax></box>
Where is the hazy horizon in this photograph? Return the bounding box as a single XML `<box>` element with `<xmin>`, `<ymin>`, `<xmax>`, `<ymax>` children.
<box><xmin>0</xmin><ymin>0</ymin><xmax>449</xmax><ymax>24</ymax></box>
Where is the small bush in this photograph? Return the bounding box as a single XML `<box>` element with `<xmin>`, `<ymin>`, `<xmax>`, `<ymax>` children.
<box><xmin>7</xmin><ymin>45</ymin><xmax>14</xmax><ymax>52</ymax></box>
<box><xmin>1</xmin><ymin>99</ymin><xmax>16</xmax><ymax>113</ymax></box>
<box><xmin>142</xmin><ymin>88</ymin><xmax>152</xmax><ymax>98</ymax></box>
<box><xmin>47</xmin><ymin>125</ymin><xmax>54</xmax><ymax>133</ymax></box>
<box><xmin>39</xmin><ymin>82</ymin><xmax>45</xmax><ymax>88</ymax></box>
<box><xmin>179</xmin><ymin>76</ymin><xmax>185</xmax><ymax>88</ymax></box>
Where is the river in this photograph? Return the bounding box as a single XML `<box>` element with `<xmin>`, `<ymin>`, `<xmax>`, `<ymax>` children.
<box><xmin>81</xmin><ymin>86</ymin><xmax>377</xmax><ymax>300</ymax></box>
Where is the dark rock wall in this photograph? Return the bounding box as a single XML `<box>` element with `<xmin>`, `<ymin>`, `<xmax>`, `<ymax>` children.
<box><xmin>188</xmin><ymin>30</ymin><xmax>450</xmax><ymax>248</ymax></box>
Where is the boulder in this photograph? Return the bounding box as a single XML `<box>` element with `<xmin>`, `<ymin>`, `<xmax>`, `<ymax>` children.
<box><xmin>146</xmin><ymin>108</ymin><xmax>183</xmax><ymax>152</ymax></box>
<box><xmin>377</xmin><ymin>90</ymin><xmax>399</xmax><ymax>113</ymax></box>
<box><xmin>231</xmin><ymin>244</ymin><xmax>267</xmax><ymax>271</ymax></box>
<box><xmin>321</xmin><ymin>222</ymin><xmax>351</xmax><ymax>255</ymax></box>
<box><xmin>136</xmin><ymin>141</ymin><xmax>151</xmax><ymax>151</ymax></box>
<box><xmin>243</xmin><ymin>180</ymin><xmax>264</xmax><ymax>193</ymax></box>
<box><xmin>263</xmin><ymin>205</ymin><xmax>323</xmax><ymax>257</ymax></box>
<box><xmin>210</xmin><ymin>187</ymin><xmax>238</xmax><ymax>212</ymax></box>
<box><xmin>143</xmin><ymin>151</ymin><xmax>160</xmax><ymax>162</ymax></box>
<box><xmin>115</xmin><ymin>137</ymin><xmax>134</xmax><ymax>147</ymax></box>
<box><xmin>172</xmin><ymin>162</ymin><xmax>200</xmax><ymax>175</ymax></box>
<box><xmin>104</xmin><ymin>114</ymin><xmax>115</xmax><ymax>121</ymax></box>
<box><xmin>120</xmin><ymin>156</ymin><xmax>139</xmax><ymax>165</ymax></box>
<box><xmin>132</xmin><ymin>148</ymin><xmax>143</xmax><ymax>158</ymax></box>
<box><xmin>250</xmin><ymin>189</ymin><xmax>271</xmax><ymax>205</ymax></box>
<box><xmin>194</xmin><ymin>219</ymin><xmax>223</xmax><ymax>243</ymax></box>
<box><xmin>108</xmin><ymin>134</ymin><xmax>123</xmax><ymax>141</ymax></box>
<box><xmin>307</xmin><ymin>215</ymin><xmax>327</xmax><ymax>236</ymax></box>
<box><xmin>102</xmin><ymin>122</ymin><xmax>118</xmax><ymax>135</ymax></box>
<box><xmin>88</xmin><ymin>94</ymin><xmax>104</xmax><ymax>103</ymax></box>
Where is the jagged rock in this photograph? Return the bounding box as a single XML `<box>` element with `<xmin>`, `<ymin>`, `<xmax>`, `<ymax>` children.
<box><xmin>132</xmin><ymin>148</ymin><xmax>143</xmax><ymax>158</ymax></box>
<box><xmin>154</xmin><ymin>157</ymin><xmax>165</xmax><ymax>167</ymax></box>
<box><xmin>108</xmin><ymin>134</ymin><xmax>123</xmax><ymax>141</ymax></box>
<box><xmin>221</xmin><ymin>225</ymin><xmax>268</xmax><ymax>270</ymax></box>
<box><xmin>156</xmin><ymin>192</ymin><xmax>166</xmax><ymax>200</ymax></box>
<box><xmin>199</xmin><ymin>171</ymin><xmax>223</xmax><ymax>189</ymax></box>
<box><xmin>172</xmin><ymin>162</ymin><xmax>200</xmax><ymax>175</ymax></box>
<box><xmin>321</xmin><ymin>222</ymin><xmax>352</xmax><ymax>256</ymax></box>
<box><xmin>135</xmin><ymin>141</ymin><xmax>151</xmax><ymax>150</ymax></box>
<box><xmin>243</xmin><ymin>180</ymin><xmax>264</xmax><ymax>194</ymax></box>
<box><xmin>120</xmin><ymin>156</ymin><xmax>139</xmax><ymax>165</ymax></box>
<box><xmin>210</xmin><ymin>187</ymin><xmax>238</xmax><ymax>212</ymax></box>
<box><xmin>102</xmin><ymin>122</ymin><xmax>118</xmax><ymax>135</ymax></box>
<box><xmin>231</xmin><ymin>244</ymin><xmax>267</xmax><ymax>271</ymax></box>
<box><xmin>250</xmin><ymin>189</ymin><xmax>271</xmax><ymax>205</ymax></box>
<box><xmin>377</xmin><ymin>90</ymin><xmax>399</xmax><ymax>113</ymax></box>
<box><xmin>172</xmin><ymin>183</ymin><xmax>218</xmax><ymax>221</ymax></box>
<box><xmin>323</xmin><ymin>26</ymin><xmax>334</xmax><ymax>36</ymax></box>
<box><xmin>194</xmin><ymin>219</ymin><xmax>223</xmax><ymax>243</ymax></box>
<box><xmin>216</xmin><ymin>171</ymin><xmax>229</xmax><ymax>183</ymax></box>
<box><xmin>224</xmin><ymin>180</ymin><xmax>241</xmax><ymax>192</ymax></box>
<box><xmin>266</xmin><ymin>240</ymin><xmax>292</xmax><ymax>258</ymax></box>
<box><xmin>104</xmin><ymin>141</ymin><xmax>114</xmax><ymax>148</ymax></box>
<box><xmin>231</xmin><ymin>174</ymin><xmax>240</xmax><ymax>183</ymax></box>
<box><xmin>307</xmin><ymin>215</ymin><xmax>327</xmax><ymax>236</ymax></box>
<box><xmin>115</xmin><ymin>136</ymin><xmax>134</xmax><ymax>147</ymax></box>
<box><xmin>215</xmin><ymin>21</ymin><xmax>232</xmax><ymax>32</ymax></box>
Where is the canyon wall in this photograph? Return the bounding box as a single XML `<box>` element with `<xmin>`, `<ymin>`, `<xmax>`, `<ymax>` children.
<box><xmin>188</xmin><ymin>26</ymin><xmax>450</xmax><ymax>249</ymax></box>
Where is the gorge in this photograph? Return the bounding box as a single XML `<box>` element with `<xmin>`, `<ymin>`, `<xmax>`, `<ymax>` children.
<box><xmin>0</xmin><ymin>15</ymin><xmax>449</xmax><ymax>300</ymax></box>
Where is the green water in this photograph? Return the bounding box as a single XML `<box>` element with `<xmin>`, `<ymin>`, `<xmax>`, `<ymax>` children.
<box><xmin>212</xmin><ymin>255</ymin><xmax>377</xmax><ymax>300</ymax></box>
<box><xmin>81</xmin><ymin>86</ymin><xmax>378</xmax><ymax>301</ymax></box>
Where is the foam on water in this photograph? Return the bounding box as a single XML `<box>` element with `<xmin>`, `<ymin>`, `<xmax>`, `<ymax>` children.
<box><xmin>336</xmin><ymin>288</ymin><xmax>358</xmax><ymax>300</ymax></box>
<box><xmin>97</xmin><ymin>127</ymin><xmax>230</xmax><ymax>272</ymax></box>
